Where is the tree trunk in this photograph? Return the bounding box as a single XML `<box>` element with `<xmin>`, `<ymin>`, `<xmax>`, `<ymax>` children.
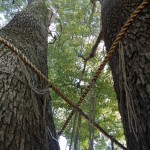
<box><xmin>101</xmin><ymin>0</ymin><xmax>150</xmax><ymax>149</ymax></box>
<box><xmin>0</xmin><ymin>0</ymin><xmax>60</xmax><ymax>150</ymax></box>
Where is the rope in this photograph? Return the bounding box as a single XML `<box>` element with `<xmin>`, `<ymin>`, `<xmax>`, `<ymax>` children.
<box><xmin>0</xmin><ymin>40</ymin><xmax>128</xmax><ymax>150</ymax></box>
<box><xmin>0</xmin><ymin>0</ymin><xmax>149</xmax><ymax>149</ymax></box>
<box><xmin>0</xmin><ymin>37</ymin><xmax>126</xmax><ymax>149</ymax></box>
<box><xmin>59</xmin><ymin>0</ymin><xmax>150</xmax><ymax>136</ymax></box>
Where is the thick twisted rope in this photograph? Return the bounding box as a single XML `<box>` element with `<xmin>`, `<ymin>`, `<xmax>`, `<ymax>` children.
<box><xmin>58</xmin><ymin>0</ymin><xmax>150</xmax><ymax>136</ymax></box>
<box><xmin>0</xmin><ymin>0</ymin><xmax>149</xmax><ymax>149</ymax></box>
<box><xmin>0</xmin><ymin>37</ymin><xmax>126</xmax><ymax>149</ymax></box>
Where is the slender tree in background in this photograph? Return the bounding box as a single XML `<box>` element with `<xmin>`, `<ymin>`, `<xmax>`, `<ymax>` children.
<box><xmin>101</xmin><ymin>0</ymin><xmax>150</xmax><ymax>149</ymax></box>
<box><xmin>0</xmin><ymin>0</ymin><xmax>60</xmax><ymax>149</ymax></box>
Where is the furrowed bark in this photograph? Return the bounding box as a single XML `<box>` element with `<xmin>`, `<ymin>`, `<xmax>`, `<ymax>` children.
<box><xmin>0</xmin><ymin>1</ymin><xmax>60</xmax><ymax>150</ymax></box>
<box><xmin>101</xmin><ymin>0</ymin><xmax>150</xmax><ymax>149</ymax></box>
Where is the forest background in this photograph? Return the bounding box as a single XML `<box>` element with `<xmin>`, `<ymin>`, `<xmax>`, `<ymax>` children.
<box><xmin>0</xmin><ymin>0</ymin><xmax>125</xmax><ymax>149</ymax></box>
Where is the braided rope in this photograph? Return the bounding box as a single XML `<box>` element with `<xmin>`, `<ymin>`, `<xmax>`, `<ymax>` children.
<box><xmin>59</xmin><ymin>0</ymin><xmax>150</xmax><ymax>135</ymax></box>
<box><xmin>0</xmin><ymin>37</ymin><xmax>126</xmax><ymax>149</ymax></box>
<box><xmin>0</xmin><ymin>0</ymin><xmax>149</xmax><ymax>149</ymax></box>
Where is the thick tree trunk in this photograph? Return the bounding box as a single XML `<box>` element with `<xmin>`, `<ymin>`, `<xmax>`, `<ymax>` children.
<box><xmin>0</xmin><ymin>1</ymin><xmax>59</xmax><ymax>150</ymax></box>
<box><xmin>101</xmin><ymin>0</ymin><xmax>150</xmax><ymax>149</ymax></box>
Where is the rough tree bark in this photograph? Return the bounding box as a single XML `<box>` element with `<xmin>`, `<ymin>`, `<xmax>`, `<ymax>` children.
<box><xmin>101</xmin><ymin>0</ymin><xmax>150</xmax><ymax>149</ymax></box>
<box><xmin>0</xmin><ymin>0</ymin><xmax>60</xmax><ymax>149</ymax></box>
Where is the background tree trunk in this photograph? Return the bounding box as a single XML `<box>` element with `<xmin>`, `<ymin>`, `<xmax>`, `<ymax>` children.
<box><xmin>0</xmin><ymin>0</ymin><xmax>60</xmax><ymax>150</ymax></box>
<box><xmin>101</xmin><ymin>0</ymin><xmax>150</xmax><ymax>149</ymax></box>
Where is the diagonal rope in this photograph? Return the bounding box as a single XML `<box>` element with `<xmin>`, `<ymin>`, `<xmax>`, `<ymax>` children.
<box><xmin>0</xmin><ymin>0</ymin><xmax>149</xmax><ymax>149</ymax></box>
<box><xmin>58</xmin><ymin>0</ymin><xmax>150</xmax><ymax>135</ymax></box>
<box><xmin>0</xmin><ymin>37</ymin><xmax>126</xmax><ymax>149</ymax></box>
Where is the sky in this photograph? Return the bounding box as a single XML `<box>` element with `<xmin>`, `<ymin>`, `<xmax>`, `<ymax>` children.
<box><xmin>0</xmin><ymin>13</ymin><xmax>6</xmax><ymax>28</ymax></box>
<box><xmin>59</xmin><ymin>136</ymin><xmax>68</xmax><ymax>150</ymax></box>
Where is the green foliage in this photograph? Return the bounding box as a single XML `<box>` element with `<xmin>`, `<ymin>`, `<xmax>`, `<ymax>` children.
<box><xmin>48</xmin><ymin>0</ymin><xmax>125</xmax><ymax>149</ymax></box>
<box><xmin>0</xmin><ymin>0</ymin><xmax>26</xmax><ymax>21</ymax></box>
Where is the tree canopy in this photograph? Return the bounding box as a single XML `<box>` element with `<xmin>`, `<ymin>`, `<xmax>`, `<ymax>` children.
<box><xmin>0</xmin><ymin>0</ymin><xmax>125</xmax><ymax>149</ymax></box>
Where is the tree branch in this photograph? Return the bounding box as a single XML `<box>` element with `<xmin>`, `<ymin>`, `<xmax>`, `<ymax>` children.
<box><xmin>85</xmin><ymin>30</ymin><xmax>103</xmax><ymax>61</ymax></box>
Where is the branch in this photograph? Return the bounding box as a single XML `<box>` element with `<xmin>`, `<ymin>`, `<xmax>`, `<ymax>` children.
<box><xmin>77</xmin><ymin>30</ymin><xmax>103</xmax><ymax>88</ymax></box>
<box><xmin>85</xmin><ymin>30</ymin><xmax>103</xmax><ymax>61</ymax></box>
